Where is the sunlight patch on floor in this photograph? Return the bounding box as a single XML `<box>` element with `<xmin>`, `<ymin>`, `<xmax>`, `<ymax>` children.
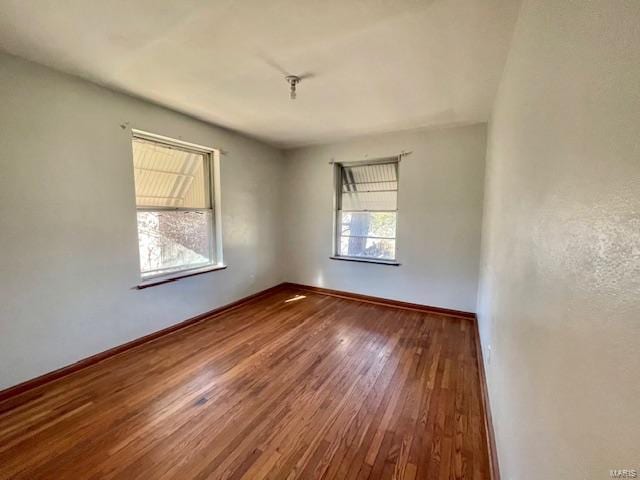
<box><xmin>284</xmin><ymin>294</ymin><xmax>307</xmax><ymax>303</ymax></box>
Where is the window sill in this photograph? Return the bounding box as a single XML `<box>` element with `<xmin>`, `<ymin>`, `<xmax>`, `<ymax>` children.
<box><xmin>329</xmin><ymin>256</ymin><xmax>400</xmax><ymax>266</ymax></box>
<box><xmin>136</xmin><ymin>264</ymin><xmax>227</xmax><ymax>289</ymax></box>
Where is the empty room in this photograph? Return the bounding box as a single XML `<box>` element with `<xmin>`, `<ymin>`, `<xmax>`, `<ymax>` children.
<box><xmin>0</xmin><ymin>1</ymin><xmax>638</xmax><ymax>479</ymax></box>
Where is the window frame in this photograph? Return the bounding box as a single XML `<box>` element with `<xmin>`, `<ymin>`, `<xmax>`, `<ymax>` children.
<box><xmin>331</xmin><ymin>157</ymin><xmax>401</xmax><ymax>266</ymax></box>
<box><xmin>131</xmin><ymin>129</ymin><xmax>224</xmax><ymax>287</ymax></box>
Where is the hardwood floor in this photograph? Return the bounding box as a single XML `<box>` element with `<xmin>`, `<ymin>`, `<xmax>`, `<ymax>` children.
<box><xmin>0</xmin><ymin>287</ymin><xmax>490</xmax><ymax>479</ymax></box>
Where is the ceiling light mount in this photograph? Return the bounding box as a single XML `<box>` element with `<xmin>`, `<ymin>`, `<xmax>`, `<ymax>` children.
<box><xmin>285</xmin><ymin>75</ymin><xmax>301</xmax><ymax>100</ymax></box>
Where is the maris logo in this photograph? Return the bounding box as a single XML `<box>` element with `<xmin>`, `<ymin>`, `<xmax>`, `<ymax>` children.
<box><xmin>610</xmin><ymin>470</ymin><xmax>638</xmax><ymax>478</ymax></box>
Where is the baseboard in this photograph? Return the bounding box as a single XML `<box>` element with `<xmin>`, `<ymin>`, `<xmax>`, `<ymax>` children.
<box><xmin>283</xmin><ymin>282</ymin><xmax>476</xmax><ymax>320</ymax></box>
<box><xmin>0</xmin><ymin>283</ymin><xmax>286</xmax><ymax>403</ymax></box>
<box><xmin>472</xmin><ymin>320</ymin><xmax>501</xmax><ymax>480</ymax></box>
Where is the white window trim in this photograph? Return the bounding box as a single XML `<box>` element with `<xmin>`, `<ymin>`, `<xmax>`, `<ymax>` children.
<box><xmin>131</xmin><ymin>129</ymin><xmax>225</xmax><ymax>287</ymax></box>
<box><xmin>332</xmin><ymin>157</ymin><xmax>401</xmax><ymax>265</ymax></box>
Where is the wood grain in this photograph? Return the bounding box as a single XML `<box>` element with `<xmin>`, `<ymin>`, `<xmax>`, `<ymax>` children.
<box><xmin>0</xmin><ymin>286</ymin><xmax>491</xmax><ymax>479</ymax></box>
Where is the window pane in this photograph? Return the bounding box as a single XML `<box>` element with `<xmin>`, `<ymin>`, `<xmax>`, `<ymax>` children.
<box><xmin>335</xmin><ymin>161</ymin><xmax>398</xmax><ymax>261</ymax></box>
<box><xmin>339</xmin><ymin>236</ymin><xmax>396</xmax><ymax>260</ymax></box>
<box><xmin>132</xmin><ymin>138</ymin><xmax>209</xmax><ymax>209</ymax></box>
<box><xmin>137</xmin><ymin>210</ymin><xmax>214</xmax><ymax>277</ymax></box>
<box><xmin>342</xmin><ymin>162</ymin><xmax>397</xmax><ymax>187</ymax></box>
<box><xmin>340</xmin><ymin>211</ymin><xmax>396</xmax><ymax>238</ymax></box>
<box><xmin>342</xmin><ymin>180</ymin><xmax>397</xmax><ymax>192</ymax></box>
<box><xmin>340</xmin><ymin>161</ymin><xmax>398</xmax><ymax>211</ymax></box>
<box><xmin>341</xmin><ymin>191</ymin><xmax>397</xmax><ymax>211</ymax></box>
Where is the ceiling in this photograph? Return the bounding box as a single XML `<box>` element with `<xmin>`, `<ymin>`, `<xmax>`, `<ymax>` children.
<box><xmin>0</xmin><ymin>0</ymin><xmax>521</xmax><ymax>148</ymax></box>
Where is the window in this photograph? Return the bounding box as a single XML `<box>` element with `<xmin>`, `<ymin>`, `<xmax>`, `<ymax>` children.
<box><xmin>334</xmin><ymin>159</ymin><xmax>399</xmax><ymax>262</ymax></box>
<box><xmin>131</xmin><ymin>131</ymin><xmax>221</xmax><ymax>281</ymax></box>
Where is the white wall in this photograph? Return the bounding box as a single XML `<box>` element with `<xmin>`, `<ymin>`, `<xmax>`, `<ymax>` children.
<box><xmin>0</xmin><ymin>53</ymin><xmax>285</xmax><ymax>390</ymax></box>
<box><xmin>477</xmin><ymin>1</ymin><xmax>640</xmax><ymax>479</ymax></box>
<box><xmin>283</xmin><ymin>124</ymin><xmax>486</xmax><ymax>312</ymax></box>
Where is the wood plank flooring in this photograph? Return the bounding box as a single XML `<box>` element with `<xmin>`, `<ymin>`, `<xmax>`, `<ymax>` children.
<box><xmin>0</xmin><ymin>287</ymin><xmax>490</xmax><ymax>479</ymax></box>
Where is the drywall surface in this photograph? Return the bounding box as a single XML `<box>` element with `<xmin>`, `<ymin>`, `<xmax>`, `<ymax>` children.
<box><xmin>477</xmin><ymin>1</ymin><xmax>640</xmax><ymax>479</ymax></box>
<box><xmin>0</xmin><ymin>53</ymin><xmax>285</xmax><ymax>390</ymax></box>
<box><xmin>283</xmin><ymin>124</ymin><xmax>486</xmax><ymax>312</ymax></box>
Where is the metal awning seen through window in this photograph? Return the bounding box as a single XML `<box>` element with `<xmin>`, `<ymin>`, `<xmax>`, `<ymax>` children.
<box><xmin>340</xmin><ymin>162</ymin><xmax>398</xmax><ymax>212</ymax></box>
<box><xmin>132</xmin><ymin>137</ymin><xmax>209</xmax><ymax>209</ymax></box>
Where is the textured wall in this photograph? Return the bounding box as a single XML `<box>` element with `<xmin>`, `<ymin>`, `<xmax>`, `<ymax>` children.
<box><xmin>0</xmin><ymin>53</ymin><xmax>285</xmax><ymax>389</ymax></box>
<box><xmin>477</xmin><ymin>1</ymin><xmax>640</xmax><ymax>478</ymax></box>
<box><xmin>283</xmin><ymin>124</ymin><xmax>487</xmax><ymax>312</ymax></box>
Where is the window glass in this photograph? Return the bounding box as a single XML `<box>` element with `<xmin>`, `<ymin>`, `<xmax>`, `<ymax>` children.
<box><xmin>336</xmin><ymin>161</ymin><xmax>398</xmax><ymax>261</ymax></box>
<box><xmin>131</xmin><ymin>134</ymin><xmax>216</xmax><ymax>279</ymax></box>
